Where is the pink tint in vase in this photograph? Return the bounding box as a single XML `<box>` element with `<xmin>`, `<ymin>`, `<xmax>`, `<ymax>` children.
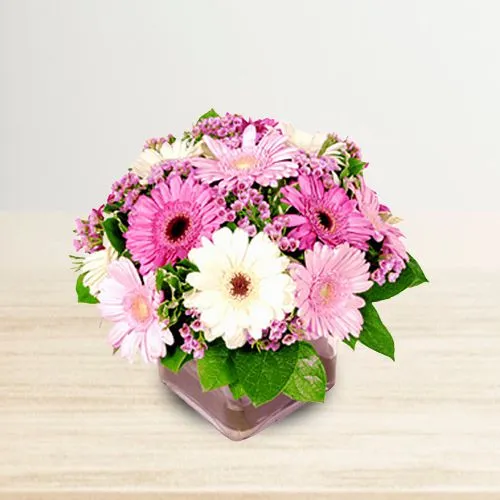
<box><xmin>159</xmin><ymin>337</ymin><xmax>337</xmax><ymax>441</ymax></box>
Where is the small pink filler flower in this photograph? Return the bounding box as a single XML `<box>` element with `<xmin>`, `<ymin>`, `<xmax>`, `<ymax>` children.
<box><xmin>98</xmin><ymin>258</ymin><xmax>173</xmax><ymax>363</ymax></box>
<box><xmin>291</xmin><ymin>242</ymin><xmax>372</xmax><ymax>340</ymax></box>
<box><xmin>191</xmin><ymin>124</ymin><xmax>298</xmax><ymax>189</ymax></box>
<box><xmin>125</xmin><ymin>175</ymin><xmax>226</xmax><ymax>274</ymax></box>
<box><xmin>281</xmin><ymin>175</ymin><xmax>373</xmax><ymax>250</ymax></box>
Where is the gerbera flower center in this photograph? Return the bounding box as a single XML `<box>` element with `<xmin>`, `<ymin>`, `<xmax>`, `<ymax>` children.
<box><xmin>312</xmin><ymin>278</ymin><xmax>336</xmax><ymax>307</ymax></box>
<box><xmin>316</xmin><ymin>209</ymin><xmax>336</xmax><ymax>232</ymax></box>
<box><xmin>228</xmin><ymin>272</ymin><xmax>253</xmax><ymax>300</ymax></box>
<box><xmin>130</xmin><ymin>295</ymin><xmax>151</xmax><ymax>322</ymax></box>
<box><xmin>165</xmin><ymin>214</ymin><xmax>191</xmax><ymax>243</ymax></box>
<box><xmin>319</xmin><ymin>282</ymin><xmax>335</xmax><ymax>302</ymax></box>
<box><xmin>233</xmin><ymin>155</ymin><xmax>258</xmax><ymax>171</ymax></box>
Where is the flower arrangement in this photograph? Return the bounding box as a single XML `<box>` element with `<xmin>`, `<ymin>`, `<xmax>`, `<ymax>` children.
<box><xmin>72</xmin><ymin>109</ymin><xmax>427</xmax><ymax>408</ymax></box>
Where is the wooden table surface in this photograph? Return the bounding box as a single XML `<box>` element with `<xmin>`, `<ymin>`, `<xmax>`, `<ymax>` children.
<box><xmin>1</xmin><ymin>213</ymin><xmax>499</xmax><ymax>499</ymax></box>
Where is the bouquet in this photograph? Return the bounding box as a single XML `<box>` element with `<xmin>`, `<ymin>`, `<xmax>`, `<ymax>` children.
<box><xmin>72</xmin><ymin>109</ymin><xmax>427</xmax><ymax>407</ymax></box>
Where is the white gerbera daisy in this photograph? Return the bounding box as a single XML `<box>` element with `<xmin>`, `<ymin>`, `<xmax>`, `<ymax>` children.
<box><xmin>279</xmin><ymin>122</ymin><xmax>328</xmax><ymax>155</ymax></box>
<box><xmin>184</xmin><ymin>228</ymin><xmax>296</xmax><ymax>349</ymax></box>
<box><xmin>131</xmin><ymin>139</ymin><xmax>201</xmax><ymax>179</ymax></box>
<box><xmin>280</xmin><ymin>122</ymin><xmax>349</xmax><ymax>165</ymax></box>
<box><xmin>80</xmin><ymin>245</ymin><xmax>118</xmax><ymax>295</ymax></box>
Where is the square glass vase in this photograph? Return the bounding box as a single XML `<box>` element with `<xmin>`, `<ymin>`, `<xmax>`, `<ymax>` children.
<box><xmin>159</xmin><ymin>337</ymin><xmax>337</xmax><ymax>441</ymax></box>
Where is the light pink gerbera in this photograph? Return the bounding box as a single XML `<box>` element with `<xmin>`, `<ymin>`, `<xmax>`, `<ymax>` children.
<box><xmin>191</xmin><ymin>124</ymin><xmax>298</xmax><ymax>189</ymax></box>
<box><xmin>125</xmin><ymin>175</ymin><xmax>225</xmax><ymax>274</ymax></box>
<box><xmin>291</xmin><ymin>242</ymin><xmax>372</xmax><ymax>340</ymax></box>
<box><xmin>281</xmin><ymin>175</ymin><xmax>373</xmax><ymax>250</ymax></box>
<box><xmin>98</xmin><ymin>258</ymin><xmax>174</xmax><ymax>363</ymax></box>
<box><xmin>355</xmin><ymin>180</ymin><xmax>408</xmax><ymax>261</ymax></box>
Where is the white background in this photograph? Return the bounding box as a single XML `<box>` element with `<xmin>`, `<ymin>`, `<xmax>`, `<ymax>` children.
<box><xmin>1</xmin><ymin>0</ymin><xmax>499</xmax><ymax>268</ymax></box>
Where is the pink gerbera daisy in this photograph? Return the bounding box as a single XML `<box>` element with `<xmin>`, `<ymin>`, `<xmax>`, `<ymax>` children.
<box><xmin>191</xmin><ymin>124</ymin><xmax>298</xmax><ymax>189</ymax></box>
<box><xmin>355</xmin><ymin>179</ymin><xmax>408</xmax><ymax>262</ymax></box>
<box><xmin>281</xmin><ymin>175</ymin><xmax>373</xmax><ymax>250</ymax></box>
<box><xmin>125</xmin><ymin>175</ymin><xmax>225</xmax><ymax>274</ymax></box>
<box><xmin>291</xmin><ymin>242</ymin><xmax>372</xmax><ymax>340</ymax></box>
<box><xmin>98</xmin><ymin>258</ymin><xmax>174</xmax><ymax>363</ymax></box>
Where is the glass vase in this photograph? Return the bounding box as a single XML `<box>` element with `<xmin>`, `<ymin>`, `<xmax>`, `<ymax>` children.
<box><xmin>159</xmin><ymin>337</ymin><xmax>337</xmax><ymax>441</ymax></box>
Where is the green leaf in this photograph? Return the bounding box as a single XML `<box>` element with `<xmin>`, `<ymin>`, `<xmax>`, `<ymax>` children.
<box><xmin>229</xmin><ymin>381</ymin><xmax>246</xmax><ymax>400</ymax></box>
<box><xmin>103</xmin><ymin>217</ymin><xmax>126</xmax><ymax>254</ymax></box>
<box><xmin>408</xmin><ymin>255</ymin><xmax>428</xmax><ymax>288</ymax></box>
<box><xmin>76</xmin><ymin>273</ymin><xmax>99</xmax><ymax>304</ymax></box>
<box><xmin>340</xmin><ymin>157</ymin><xmax>367</xmax><ymax>179</ymax></box>
<box><xmin>234</xmin><ymin>343</ymin><xmax>299</xmax><ymax>407</ymax></box>
<box><xmin>156</xmin><ymin>268</ymin><xmax>167</xmax><ymax>292</ymax></box>
<box><xmin>283</xmin><ymin>342</ymin><xmax>327</xmax><ymax>403</ymax></box>
<box><xmin>161</xmin><ymin>347</ymin><xmax>191</xmax><ymax>373</ymax></box>
<box><xmin>358</xmin><ymin>303</ymin><xmax>395</xmax><ymax>360</ymax></box>
<box><xmin>196</xmin><ymin>108</ymin><xmax>219</xmax><ymax>123</ymax></box>
<box><xmin>343</xmin><ymin>336</ymin><xmax>358</xmax><ymax>350</ymax></box>
<box><xmin>157</xmin><ymin>303</ymin><xmax>182</xmax><ymax>327</ymax></box>
<box><xmin>103</xmin><ymin>202</ymin><xmax>121</xmax><ymax>214</ymax></box>
<box><xmin>363</xmin><ymin>254</ymin><xmax>428</xmax><ymax>302</ymax></box>
<box><xmin>347</xmin><ymin>157</ymin><xmax>367</xmax><ymax>176</ymax></box>
<box><xmin>165</xmin><ymin>274</ymin><xmax>182</xmax><ymax>291</ymax></box>
<box><xmin>197</xmin><ymin>340</ymin><xmax>237</xmax><ymax>391</ymax></box>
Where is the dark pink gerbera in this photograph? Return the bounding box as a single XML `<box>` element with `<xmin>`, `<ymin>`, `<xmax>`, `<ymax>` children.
<box><xmin>125</xmin><ymin>175</ymin><xmax>226</xmax><ymax>274</ymax></box>
<box><xmin>281</xmin><ymin>175</ymin><xmax>373</xmax><ymax>250</ymax></box>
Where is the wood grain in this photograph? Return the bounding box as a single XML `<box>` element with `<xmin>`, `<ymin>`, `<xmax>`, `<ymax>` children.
<box><xmin>0</xmin><ymin>213</ymin><xmax>499</xmax><ymax>499</ymax></box>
